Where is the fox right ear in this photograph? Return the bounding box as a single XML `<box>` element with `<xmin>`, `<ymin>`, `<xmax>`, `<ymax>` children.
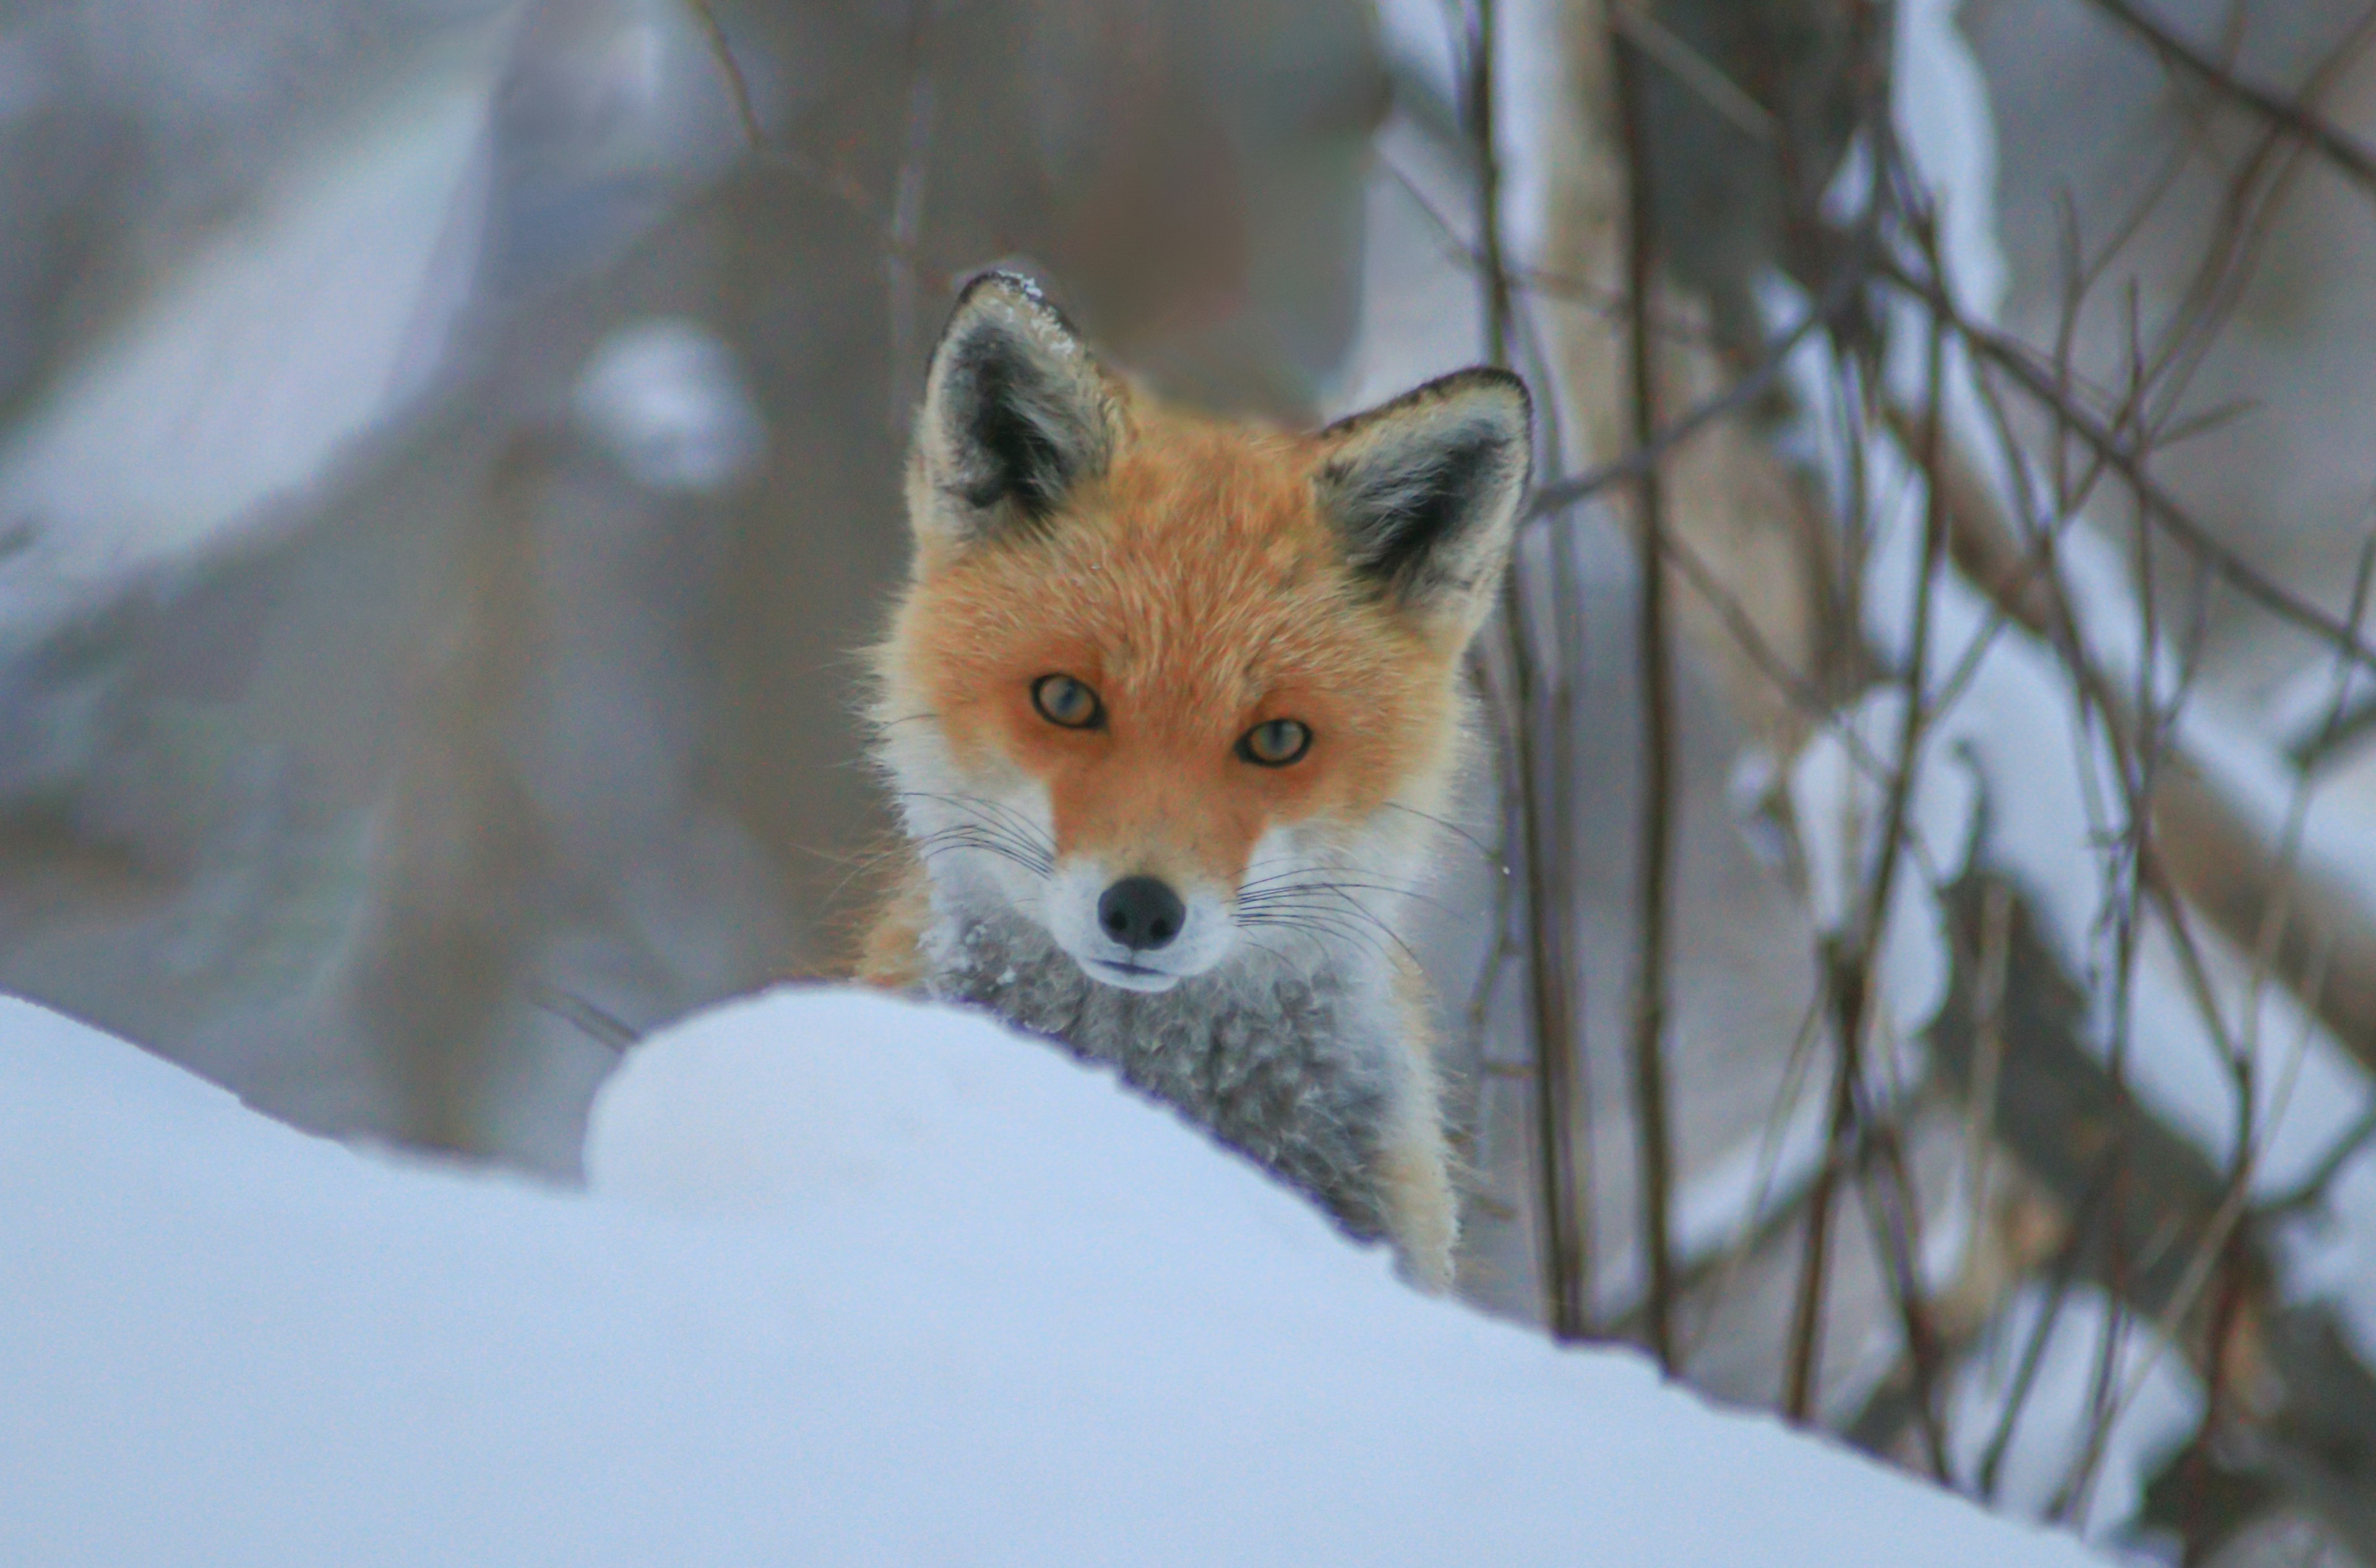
<box><xmin>1316</xmin><ymin>367</ymin><xmax>1532</xmax><ymax>634</ymax></box>
<box><xmin>910</xmin><ymin>272</ymin><xmax>1117</xmax><ymax>549</ymax></box>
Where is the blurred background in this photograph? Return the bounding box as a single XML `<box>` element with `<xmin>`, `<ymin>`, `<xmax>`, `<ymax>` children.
<box><xmin>4</xmin><ymin>0</ymin><xmax>2376</xmax><ymax>1561</ymax></box>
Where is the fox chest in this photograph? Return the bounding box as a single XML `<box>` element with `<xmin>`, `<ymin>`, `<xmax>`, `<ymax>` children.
<box><xmin>923</xmin><ymin>911</ymin><xmax>1398</xmax><ymax>1242</ymax></box>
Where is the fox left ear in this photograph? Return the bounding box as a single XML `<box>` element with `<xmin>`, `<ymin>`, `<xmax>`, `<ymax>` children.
<box><xmin>1315</xmin><ymin>368</ymin><xmax>1532</xmax><ymax>632</ymax></box>
<box><xmin>910</xmin><ymin>271</ymin><xmax>1118</xmax><ymax>551</ymax></box>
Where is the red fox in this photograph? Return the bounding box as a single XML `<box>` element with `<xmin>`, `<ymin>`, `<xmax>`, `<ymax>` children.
<box><xmin>858</xmin><ymin>273</ymin><xmax>1530</xmax><ymax>1291</ymax></box>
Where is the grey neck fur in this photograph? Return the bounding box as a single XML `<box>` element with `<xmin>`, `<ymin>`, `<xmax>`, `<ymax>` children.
<box><xmin>921</xmin><ymin>905</ymin><xmax>1398</xmax><ymax>1242</ymax></box>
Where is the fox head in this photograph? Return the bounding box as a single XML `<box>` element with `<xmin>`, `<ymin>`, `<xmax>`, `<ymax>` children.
<box><xmin>874</xmin><ymin>272</ymin><xmax>1530</xmax><ymax>994</ymax></box>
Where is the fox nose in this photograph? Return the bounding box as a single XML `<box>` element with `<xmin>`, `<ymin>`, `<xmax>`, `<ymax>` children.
<box><xmin>1099</xmin><ymin>876</ymin><xmax>1185</xmax><ymax>952</ymax></box>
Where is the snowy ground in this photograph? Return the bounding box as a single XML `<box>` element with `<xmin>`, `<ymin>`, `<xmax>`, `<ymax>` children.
<box><xmin>0</xmin><ymin>984</ymin><xmax>2107</xmax><ymax>1566</ymax></box>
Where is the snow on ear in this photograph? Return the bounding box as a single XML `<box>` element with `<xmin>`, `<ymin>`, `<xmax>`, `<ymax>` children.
<box><xmin>911</xmin><ymin>272</ymin><xmax>1116</xmax><ymax>546</ymax></box>
<box><xmin>1315</xmin><ymin>368</ymin><xmax>1531</xmax><ymax>628</ymax></box>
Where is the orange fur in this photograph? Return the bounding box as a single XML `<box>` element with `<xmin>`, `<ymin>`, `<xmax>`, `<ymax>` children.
<box><xmin>880</xmin><ymin>401</ymin><xmax>1468</xmax><ymax>902</ymax></box>
<box><xmin>854</xmin><ymin>861</ymin><xmax>934</xmax><ymax>990</ymax></box>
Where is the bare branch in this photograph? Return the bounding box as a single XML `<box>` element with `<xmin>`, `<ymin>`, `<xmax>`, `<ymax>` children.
<box><xmin>1610</xmin><ymin>0</ymin><xmax>1778</xmax><ymax>144</ymax></box>
<box><xmin>1464</xmin><ymin>0</ymin><xmax>1593</xmax><ymax>1344</ymax></box>
<box><xmin>1525</xmin><ymin>272</ymin><xmax>1851</xmax><ymax>522</ymax></box>
<box><xmin>1888</xmin><ymin>371</ymin><xmax>2376</xmax><ymax>1090</ymax></box>
<box><xmin>2077</xmin><ymin>0</ymin><xmax>2376</xmax><ymax>202</ymax></box>
<box><xmin>1612</xmin><ymin>17</ymin><xmax>1681</xmax><ymax>1377</ymax></box>
<box><xmin>682</xmin><ymin>0</ymin><xmax>766</xmax><ymax>152</ymax></box>
<box><xmin>1877</xmin><ymin>254</ymin><xmax>2376</xmax><ymax>673</ymax></box>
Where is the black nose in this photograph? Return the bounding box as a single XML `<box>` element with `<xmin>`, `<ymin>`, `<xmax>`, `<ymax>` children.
<box><xmin>1098</xmin><ymin>876</ymin><xmax>1186</xmax><ymax>952</ymax></box>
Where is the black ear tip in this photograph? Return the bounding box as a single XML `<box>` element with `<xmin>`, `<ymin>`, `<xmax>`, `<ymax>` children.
<box><xmin>952</xmin><ymin>268</ymin><xmax>1048</xmax><ymax>309</ymax></box>
<box><xmin>1434</xmin><ymin>365</ymin><xmax>1533</xmax><ymax>423</ymax></box>
<box><xmin>1322</xmin><ymin>365</ymin><xmax>1533</xmax><ymax>446</ymax></box>
<box><xmin>943</xmin><ymin>269</ymin><xmax>1080</xmax><ymax>343</ymax></box>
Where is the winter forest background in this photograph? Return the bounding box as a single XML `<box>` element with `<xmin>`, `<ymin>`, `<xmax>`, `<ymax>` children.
<box><xmin>5</xmin><ymin>0</ymin><xmax>2376</xmax><ymax>1561</ymax></box>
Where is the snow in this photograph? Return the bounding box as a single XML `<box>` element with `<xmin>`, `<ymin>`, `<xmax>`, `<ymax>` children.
<box><xmin>1945</xmin><ymin>1283</ymin><xmax>2203</xmax><ymax>1541</ymax></box>
<box><xmin>1893</xmin><ymin>0</ymin><xmax>2009</xmax><ymax>326</ymax></box>
<box><xmin>0</xmin><ymin>984</ymin><xmax>2109</xmax><ymax>1567</ymax></box>
<box><xmin>567</xmin><ymin>318</ymin><xmax>764</xmax><ymax>496</ymax></box>
<box><xmin>2280</xmin><ymin>1144</ymin><xmax>2376</xmax><ymax>1367</ymax></box>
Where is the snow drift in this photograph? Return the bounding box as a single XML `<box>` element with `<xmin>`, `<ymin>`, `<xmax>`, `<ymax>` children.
<box><xmin>0</xmin><ymin>986</ymin><xmax>2103</xmax><ymax>1566</ymax></box>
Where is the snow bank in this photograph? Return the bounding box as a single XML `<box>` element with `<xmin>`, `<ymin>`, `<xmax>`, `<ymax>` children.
<box><xmin>0</xmin><ymin>986</ymin><xmax>2104</xmax><ymax>1567</ymax></box>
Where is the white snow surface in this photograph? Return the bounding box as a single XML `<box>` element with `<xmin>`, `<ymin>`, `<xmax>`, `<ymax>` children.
<box><xmin>0</xmin><ymin>985</ymin><xmax>2112</xmax><ymax>1567</ymax></box>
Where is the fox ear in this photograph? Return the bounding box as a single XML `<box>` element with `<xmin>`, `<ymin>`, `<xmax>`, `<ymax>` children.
<box><xmin>911</xmin><ymin>272</ymin><xmax>1117</xmax><ymax>546</ymax></box>
<box><xmin>1316</xmin><ymin>368</ymin><xmax>1532</xmax><ymax>630</ymax></box>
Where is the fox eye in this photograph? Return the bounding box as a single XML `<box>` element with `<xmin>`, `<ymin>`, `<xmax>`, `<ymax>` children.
<box><xmin>1237</xmin><ymin>718</ymin><xmax>1313</xmax><ymax>768</ymax></box>
<box><xmin>1031</xmin><ymin>673</ymin><xmax>1105</xmax><ymax>730</ymax></box>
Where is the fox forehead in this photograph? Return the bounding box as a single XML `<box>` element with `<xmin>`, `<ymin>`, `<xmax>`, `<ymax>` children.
<box><xmin>885</xmin><ymin>405</ymin><xmax>1466</xmax><ymax>838</ymax></box>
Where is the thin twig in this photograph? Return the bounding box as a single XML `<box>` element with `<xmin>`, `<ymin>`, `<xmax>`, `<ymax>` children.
<box><xmin>1526</xmin><ymin>265</ymin><xmax>1857</xmax><ymax>520</ymax></box>
<box><xmin>1876</xmin><ymin>255</ymin><xmax>2376</xmax><ymax>673</ymax></box>
<box><xmin>1610</xmin><ymin>0</ymin><xmax>1779</xmax><ymax>144</ymax></box>
<box><xmin>1612</xmin><ymin>15</ymin><xmax>1680</xmax><ymax>1376</ymax></box>
<box><xmin>884</xmin><ymin>3</ymin><xmax>940</xmax><ymax>431</ymax></box>
<box><xmin>528</xmin><ymin>983</ymin><xmax>641</xmax><ymax>1056</ymax></box>
<box><xmin>2076</xmin><ymin>0</ymin><xmax>2376</xmax><ymax>201</ymax></box>
<box><xmin>1796</xmin><ymin>220</ymin><xmax>1955</xmax><ymax>1455</ymax></box>
<box><xmin>681</xmin><ymin>0</ymin><xmax>766</xmax><ymax>151</ymax></box>
<box><xmin>1463</xmin><ymin>0</ymin><xmax>1592</xmax><ymax>1343</ymax></box>
<box><xmin>1783</xmin><ymin>944</ymin><xmax>1855</xmax><ymax>1421</ymax></box>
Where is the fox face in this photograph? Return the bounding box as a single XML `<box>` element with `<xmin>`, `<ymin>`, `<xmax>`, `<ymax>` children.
<box><xmin>874</xmin><ymin>274</ymin><xmax>1529</xmax><ymax>994</ymax></box>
